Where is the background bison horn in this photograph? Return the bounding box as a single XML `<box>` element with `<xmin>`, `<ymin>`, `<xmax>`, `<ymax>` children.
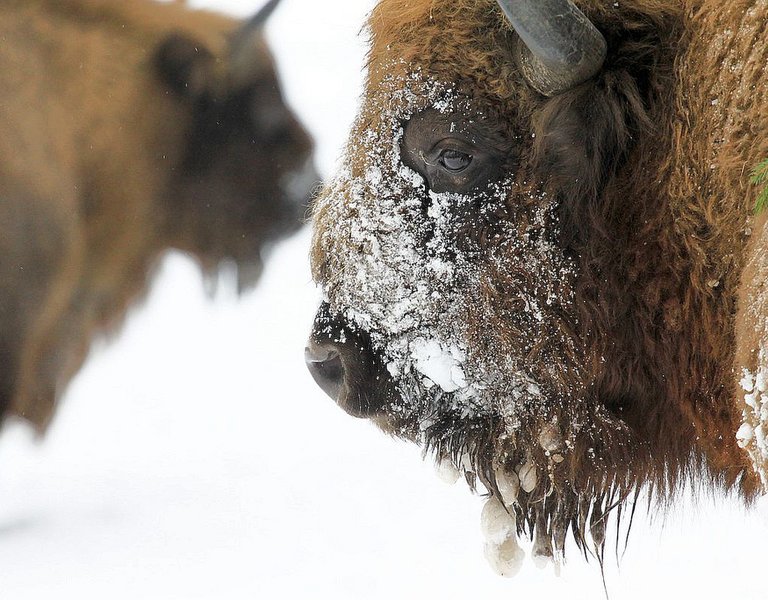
<box><xmin>240</xmin><ymin>0</ymin><xmax>283</xmax><ymax>33</ymax></box>
<box><xmin>229</xmin><ymin>0</ymin><xmax>283</xmax><ymax>78</ymax></box>
<box><xmin>496</xmin><ymin>0</ymin><xmax>607</xmax><ymax>96</ymax></box>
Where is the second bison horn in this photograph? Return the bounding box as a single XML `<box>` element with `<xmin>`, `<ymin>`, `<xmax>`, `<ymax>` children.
<box><xmin>496</xmin><ymin>0</ymin><xmax>607</xmax><ymax>97</ymax></box>
<box><xmin>240</xmin><ymin>0</ymin><xmax>283</xmax><ymax>33</ymax></box>
<box><xmin>228</xmin><ymin>0</ymin><xmax>283</xmax><ymax>78</ymax></box>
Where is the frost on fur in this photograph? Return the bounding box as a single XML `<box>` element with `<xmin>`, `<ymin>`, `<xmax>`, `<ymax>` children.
<box><xmin>738</xmin><ymin>349</ymin><xmax>768</xmax><ymax>488</ymax></box>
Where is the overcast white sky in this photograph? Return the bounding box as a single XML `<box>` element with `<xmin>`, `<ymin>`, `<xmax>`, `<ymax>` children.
<box><xmin>0</xmin><ymin>1</ymin><xmax>765</xmax><ymax>599</ymax></box>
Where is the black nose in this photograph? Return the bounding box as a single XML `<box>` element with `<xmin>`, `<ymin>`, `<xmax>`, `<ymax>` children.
<box><xmin>304</xmin><ymin>340</ymin><xmax>344</xmax><ymax>401</ymax></box>
<box><xmin>305</xmin><ymin>304</ymin><xmax>396</xmax><ymax>419</ymax></box>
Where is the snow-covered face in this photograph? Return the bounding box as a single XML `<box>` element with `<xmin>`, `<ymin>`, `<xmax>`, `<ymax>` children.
<box><xmin>309</xmin><ymin>71</ymin><xmax>584</xmax><ymax>476</ymax></box>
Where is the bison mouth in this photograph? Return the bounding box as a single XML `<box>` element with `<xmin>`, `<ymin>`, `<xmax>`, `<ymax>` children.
<box><xmin>304</xmin><ymin>298</ymin><xmax>619</xmax><ymax>575</ymax></box>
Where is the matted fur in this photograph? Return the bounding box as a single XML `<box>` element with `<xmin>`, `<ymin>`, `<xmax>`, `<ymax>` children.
<box><xmin>0</xmin><ymin>0</ymin><xmax>314</xmax><ymax>429</ymax></box>
<box><xmin>310</xmin><ymin>0</ymin><xmax>768</xmax><ymax>559</ymax></box>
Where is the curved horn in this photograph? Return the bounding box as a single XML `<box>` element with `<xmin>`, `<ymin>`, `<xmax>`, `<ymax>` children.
<box><xmin>242</xmin><ymin>0</ymin><xmax>282</xmax><ymax>32</ymax></box>
<box><xmin>496</xmin><ymin>0</ymin><xmax>607</xmax><ymax>96</ymax></box>
<box><xmin>228</xmin><ymin>0</ymin><xmax>282</xmax><ymax>83</ymax></box>
<box><xmin>230</xmin><ymin>0</ymin><xmax>282</xmax><ymax>55</ymax></box>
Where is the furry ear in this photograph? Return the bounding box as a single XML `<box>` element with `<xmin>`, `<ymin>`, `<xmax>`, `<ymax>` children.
<box><xmin>532</xmin><ymin>69</ymin><xmax>649</xmax><ymax>206</ymax></box>
<box><xmin>154</xmin><ymin>34</ymin><xmax>216</xmax><ymax>99</ymax></box>
<box><xmin>528</xmin><ymin>5</ymin><xmax>678</xmax><ymax>229</ymax></box>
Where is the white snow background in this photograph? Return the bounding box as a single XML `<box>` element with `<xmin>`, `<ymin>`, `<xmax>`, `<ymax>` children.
<box><xmin>0</xmin><ymin>1</ymin><xmax>766</xmax><ymax>598</ymax></box>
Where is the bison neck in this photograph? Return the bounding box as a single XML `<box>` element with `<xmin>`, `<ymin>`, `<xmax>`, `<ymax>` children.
<box><xmin>576</xmin><ymin>1</ymin><xmax>767</xmax><ymax>498</ymax></box>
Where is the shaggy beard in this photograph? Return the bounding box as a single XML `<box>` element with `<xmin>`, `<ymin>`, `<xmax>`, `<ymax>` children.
<box><xmin>377</xmin><ymin>363</ymin><xmax>639</xmax><ymax>567</ymax></box>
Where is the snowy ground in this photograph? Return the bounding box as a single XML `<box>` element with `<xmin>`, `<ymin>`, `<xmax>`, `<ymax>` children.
<box><xmin>0</xmin><ymin>1</ymin><xmax>766</xmax><ymax>599</ymax></box>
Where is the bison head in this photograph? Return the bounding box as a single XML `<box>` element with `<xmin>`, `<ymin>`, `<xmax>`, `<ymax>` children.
<box><xmin>306</xmin><ymin>0</ymin><xmax>756</xmax><ymax>571</ymax></box>
<box><xmin>154</xmin><ymin>0</ymin><xmax>316</xmax><ymax>289</ymax></box>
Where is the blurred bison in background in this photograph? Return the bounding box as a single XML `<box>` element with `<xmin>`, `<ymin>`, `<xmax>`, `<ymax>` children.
<box><xmin>306</xmin><ymin>0</ymin><xmax>768</xmax><ymax>573</ymax></box>
<box><xmin>0</xmin><ymin>0</ymin><xmax>315</xmax><ymax>430</ymax></box>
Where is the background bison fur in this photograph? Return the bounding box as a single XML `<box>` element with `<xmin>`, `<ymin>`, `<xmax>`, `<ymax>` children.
<box><xmin>0</xmin><ymin>0</ymin><xmax>316</xmax><ymax>430</ymax></box>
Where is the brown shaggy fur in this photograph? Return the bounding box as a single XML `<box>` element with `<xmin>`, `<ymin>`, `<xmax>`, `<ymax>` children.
<box><xmin>310</xmin><ymin>0</ymin><xmax>768</xmax><ymax>557</ymax></box>
<box><xmin>0</xmin><ymin>0</ymin><xmax>314</xmax><ymax>430</ymax></box>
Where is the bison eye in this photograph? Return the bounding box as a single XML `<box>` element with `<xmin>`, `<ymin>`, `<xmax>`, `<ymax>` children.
<box><xmin>401</xmin><ymin>108</ymin><xmax>509</xmax><ymax>194</ymax></box>
<box><xmin>438</xmin><ymin>149</ymin><xmax>473</xmax><ymax>172</ymax></box>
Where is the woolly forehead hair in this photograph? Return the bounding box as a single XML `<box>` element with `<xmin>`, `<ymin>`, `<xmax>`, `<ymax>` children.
<box><xmin>365</xmin><ymin>0</ymin><xmax>531</xmax><ymax>110</ymax></box>
<box><xmin>363</xmin><ymin>0</ymin><xmax>682</xmax><ymax>114</ymax></box>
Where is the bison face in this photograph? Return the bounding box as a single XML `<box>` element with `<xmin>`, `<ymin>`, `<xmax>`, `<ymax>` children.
<box><xmin>306</xmin><ymin>0</ymin><xmax>722</xmax><ymax>566</ymax></box>
<box><xmin>308</xmin><ymin>68</ymin><xmax>595</xmax><ymax>565</ymax></box>
<box><xmin>308</xmin><ymin>69</ymin><xmax>586</xmax><ymax>496</ymax></box>
<box><xmin>155</xmin><ymin>13</ymin><xmax>317</xmax><ymax>289</ymax></box>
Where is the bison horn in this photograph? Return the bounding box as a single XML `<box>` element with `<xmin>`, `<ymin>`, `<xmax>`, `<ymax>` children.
<box><xmin>240</xmin><ymin>0</ymin><xmax>283</xmax><ymax>33</ymax></box>
<box><xmin>228</xmin><ymin>0</ymin><xmax>283</xmax><ymax>83</ymax></box>
<box><xmin>496</xmin><ymin>0</ymin><xmax>607</xmax><ymax>96</ymax></box>
<box><xmin>229</xmin><ymin>0</ymin><xmax>282</xmax><ymax>54</ymax></box>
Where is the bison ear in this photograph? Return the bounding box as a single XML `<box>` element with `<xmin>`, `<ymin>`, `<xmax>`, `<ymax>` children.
<box><xmin>531</xmin><ymin>70</ymin><xmax>649</xmax><ymax>205</ymax></box>
<box><xmin>154</xmin><ymin>34</ymin><xmax>216</xmax><ymax>99</ymax></box>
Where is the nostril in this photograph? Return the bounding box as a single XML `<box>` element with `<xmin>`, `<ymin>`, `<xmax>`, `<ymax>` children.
<box><xmin>305</xmin><ymin>341</ymin><xmax>345</xmax><ymax>401</ymax></box>
<box><xmin>306</xmin><ymin>305</ymin><xmax>393</xmax><ymax>419</ymax></box>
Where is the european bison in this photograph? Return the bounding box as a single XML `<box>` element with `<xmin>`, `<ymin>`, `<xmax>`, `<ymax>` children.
<box><xmin>306</xmin><ymin>0</ymin><xmax>768</xmax><ymax>574</ymax></box>
<box><xmin>0</xmin><ymin>0</ymin><xmax>315</xmax><ymax>430</ymax></box>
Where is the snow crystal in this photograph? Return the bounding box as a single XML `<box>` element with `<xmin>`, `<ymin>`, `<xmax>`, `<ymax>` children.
<box><xmin>736</xmin><ymin>423</ymin><xmax>754</xmax><ymax>448</ymax></box>
<box><xmin>756</xmin><ymin>371</ymin><xmax>767</xmax><ymax>393</ymax></box>
<box><xmin>484</xmin><ymin>536</ymin><xmax>525</xmax><ymax>578</ymax></box>
<box><xmin>398</xmin><ymin>164</ymin><xmax>424</xmax><ymax>189</ymax></box>
<box><xmin>532</xmin><ymin>526</ymin><xmax>555</xmax><ymax>570</ymax></box>
<box><xmin>434</xmin><ymin>458</ymin><xmax>461</xmax><ymax>485</ymax></box>
<box><xmin>538</xmin><ymin>422</ymin><xmax>563</xmax><ymax>454</ymax></box>
<box><xmin>741</xmin><ymin>371</ymin><xmax>755</xmax><ymax>393</ymax></box>
<box><xmin>481</xmin><ymin>496</ymin><xmax>515</xmax><ymax>544</ymax></box>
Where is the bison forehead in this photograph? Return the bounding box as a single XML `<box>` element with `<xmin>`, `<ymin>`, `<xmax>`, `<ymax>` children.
<box><xmin>366</xmin><ymin>0</ymin><xmax>530</xmax><ymax>109</ymax></box>
<box><xmin>311</xmin><ymin>69</ymin><xmax>582</xmax><ymax>443</ymax></box>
